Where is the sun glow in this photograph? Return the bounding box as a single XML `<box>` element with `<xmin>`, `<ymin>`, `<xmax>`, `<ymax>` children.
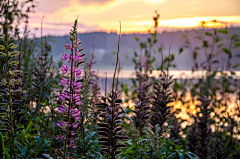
<box><xmin>144</xmin><ymin>0</ymin><xmax>166</xmax><ymax>4</ymax></box>
<box><xmin>28</xmin><ymin>0</ymin><xmax>240</xmax><ymax>36</ymax></box>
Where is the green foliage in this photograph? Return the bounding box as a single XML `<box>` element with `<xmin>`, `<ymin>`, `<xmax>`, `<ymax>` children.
<box><xmin>0</xmin><ymin>132</ymin><xmax>4</xmax><ymax>158</ymax></box>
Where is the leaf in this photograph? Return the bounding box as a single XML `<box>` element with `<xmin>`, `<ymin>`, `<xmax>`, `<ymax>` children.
<box><xmin>222</xmin><ymin>48</ymin><xmax>231</xmax><ymax>55</ymax></box>
<box><xmin>187</xmin><ymin>152</ymin><xmax>199</xmax><ymax>159</ymax></box>
<box><xmin>9</xmin><ymin>51</ymin><xmax>20</xmax><ymax>57</ymax></box>
<box><xmin>4</xmin><ymin>148</ymin><xmax>10</xmax><ymax>159</ymax></box>
<box><xmin>12</xmin><ymin>90</ymin><xmax>22</xmax><ymax>95</ymax></box>
<box><xmin>42</xmin><ymin>154</ymin><xmax>53</xmax><ymax>159</ymax></box>
<box><xmin>11</xmin><ymin>70</ymin><xmax>22</xmax><ymax>74</ymax></box>
<box><xmin>10</xmin><ymin>61</ymin><xmax>19</xmax><ymax>66</ymax></box>
<box><xmin>179</xmin><ymin>48</ymin><xmax>183</xmax><ymax>54</ymax></box>
<box><xmin>37</xmin><ymin>136</ymin><xmax>41</xmax><ymax>148</ymax></box>
<box><xmin>218</xmin><ymin>43</ymin><xmax>224</xmax><ymax>48</ymax></box>
<box><xmin>1</xmin><ymin>79</ymin><xmax>7</xmax><ymax>85</ymax></box>
<box><xmin>9</xmin><ymin>43</ymin><xmax>18</xmax><ymax>49</ymax></box>
<box><xmin>0</xmin><ymin>129</ymin><xmax>8</xmax><ymax>132</ymax></box>
<box><xmin>77</xmin><ymin>59</ymin><xmax>86</xmax><ymax>67</ymax></box>
<box><xmin>140</xmin><ymin>42</ymin><xmax>146</xmax><ymax>49</ymax></box>
<box><xmin>178</xmin><ymin>151</ymin><xmax>184</xmax><ymax>159</ymax></box>
<box><xmin>0</xmin><ymin>45</ymin><xmax>5</xmax><ymax>50</ymax></box>
<box><xmin>193</xmin><ymin>51</ymin><xmax>198</xmax><ymax>59</ymax></box>
<box><xmin>26</xmin><ymin>121</ymin><xmax>33</xmax><ymax>133</ymax></box>
<box><xmin>205</xmin><ymin>32</ymin><xmax>212</xmax><ymax>36</ymax></box>
<box><xmin>203</xmin><ymin>41</ymin><xmax>208</xmax><ymax>47</ymax></box>
<box><xmin>0</xmin><ymin>52</ymin><xmax>6</xmax><ymax>57</ymax></box>
<box><xmin>218</xmin><ymin>29</ymin><xmax>228</xmax><ymax>34</ymax></box>
<box><xmin>233</xmin><ymin>64</ymin><xmax>240</xmax><ymax>69</ymax></box>
<box><xmin>0</xmin><ymin>103</ymin><xmax>7</xmax><ymax>107</ymax></box>
<box><xmin>97</xmin><ymin>123</ymin><xmax>109</xmax><ymax>128</ymax></box>
<box><xmin>134</xmin><ymin>36</ymin><xmax>139</xmax><ymax>42</ymax></box>
<box><xmin>214</xmin><ymin>35</ymin><xmax>220</xmax><ymax>43</ymax></box>
<box><xmin>0</xmin><ymin>132</ymin><xmax>4</xmax><ymax>158</ymax></box>
<box><xmin>167</xmin><ymin>152</ymin><xmax>176</xmax><ymax>159</ymax></box>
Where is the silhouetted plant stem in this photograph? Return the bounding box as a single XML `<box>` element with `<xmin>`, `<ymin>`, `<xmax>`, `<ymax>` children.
<box><xmin>112</xmin><ymin>21</ymin><xmax>121</xmax><ymax>94</ymax></box>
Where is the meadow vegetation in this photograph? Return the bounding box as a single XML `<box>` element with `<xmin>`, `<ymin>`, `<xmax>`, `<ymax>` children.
<box><xmin>0</xmin><ymin>1</ymin><xmax>240</xmax><ymax>159</ymax></box>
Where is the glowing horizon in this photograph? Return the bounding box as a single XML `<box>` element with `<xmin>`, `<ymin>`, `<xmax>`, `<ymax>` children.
<box><xmin>28</xmin><ymin>0</ymin><xmax>240</xmax><ymax>36</ymax></box>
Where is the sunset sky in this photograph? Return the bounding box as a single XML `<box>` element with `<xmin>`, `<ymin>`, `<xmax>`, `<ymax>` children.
<box><xmin>28</xmin><ymin>0</ymin><xmax>240</xmax><ymax>36</ymax></box>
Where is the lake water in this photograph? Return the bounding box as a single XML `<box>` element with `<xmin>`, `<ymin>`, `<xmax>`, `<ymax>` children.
<box><xmin>93</xmin><ymin>70</ymin><xmax>240</xmax><ymax>79</ymax></box>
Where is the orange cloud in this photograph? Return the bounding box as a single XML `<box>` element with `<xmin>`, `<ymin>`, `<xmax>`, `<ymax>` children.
<box><xmin>28</xmin><ymin>0</ymin><xmax>240</xmax><ymax>35</ymax></box>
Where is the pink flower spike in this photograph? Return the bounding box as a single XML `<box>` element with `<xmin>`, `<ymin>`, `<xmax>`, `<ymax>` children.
<box><xmin>71</xmin><ymin>132</ymin><xmax>76</xmax><ymax>136</ymax></box>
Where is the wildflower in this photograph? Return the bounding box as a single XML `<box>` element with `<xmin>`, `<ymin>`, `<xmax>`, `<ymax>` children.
<box><xmin>74</xmin><ymin>55</ymin><xmax>83</xmax><ymax>62</ymax></box>
<box><xmin>60</xmin><ymin>78</ymin><xmax>66</xmax><ymax>86</ymax></box>
<box><xmin>61</xmin><ymin>54</ymin><xmax>68</xmax><ymax>61</ymax></box>
<box><xmin>73</xmin><ymin>123</ymin><xmax>78</xmax><ymax>128</ymax></box>
<box><xmin>68</xmin><ymin>54</ymin><xmax>72</xmax><ymax>63</ymax></box>
<box><xmin>57</xmin><ymin>122</ymin><xmax>64</xmax><ymax>128</ymax></box>
<box><xmin>64</xmin><ymin>43</ymin><xmax>70</xmax><ymax>50</ymax></box>
<box><xmin>76</xmin><ymin>68</ymin><xmax>82</xmax><ymax>78</ymax></box>
<box><xmin>72</xmin><ymin>67</ymin><xmax>76</xmax><ymax>74</ymax></box>
<box><xmin>61</xmin><ymin>65</ymin><xmax>69</xmax><ymax>74</ymax></box>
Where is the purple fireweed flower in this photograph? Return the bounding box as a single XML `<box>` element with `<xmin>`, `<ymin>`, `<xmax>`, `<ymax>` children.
<box><xmin>74</xmin><ymin>55</ymin><xmax>83</xmax><ymax>62</ymax></box>
<box><xmin>69</xmin><ymin>94</ymin><xmax>72</xmax><ymax>101</ymax></box>
<box><xmin>72</xmin><ymin>67</ymin><xmax>76</xmax><ymax>74</ymax></box>
<box><xmin>55</xmin><ymin>135</ymin><xmax>62</xmax><ymax>140</ymax></box>
<box><xmin>60</xmin><ymin>78</ymin><xmax>66</xmax><ymax>86</ymax></box>
<box><xmin>67</xmin><ymin>54</ymin><xmax>72</xmax><ymax>63</ymax></box>
<box><xmin>64</xmin><ymin>43</ymin><xmax>70</xmax><ymax>50</ymax></box>
<box><xmin>59</xmin><ymin>95</ymin><xmax>65</xmax><ymax>101</ymax></box>
<box><xmin>72</xmin><ymin>145</ymin><xmax>77</xmax><ymax>149</ymax></box>
<box><xmin>61</xmin><ymin>54</ymin><xmax>68</xmax><ymax>61</ymax></box>
<box><xmin>76</xmin><ymin>101</ymin><xmax>82</xmax><ymax>105</ymax></box>
<box><xmin>75</xmin><ymin>116</ymin><xmax>80</xmax><ymax>120</ymax></box>
<box><xmin>76</xmin><ymin>68</ymin><xmax>82</xmax><ymax>78</ymax></box>
<box><xmin>61</xmin><ymin>65</ymin><xmax>69</xmax><ymax>74</ymax></box>
<box><xmin>76</xmin><ymin>50</ymin><xmax>80</xmax><ymax>55</ymax></box>
<box><xmin>58</xmin><ymin>109</ymin><xmax>63</xmax><ymax>114</ymax></box>
<box><xmin>57</xmin><ymin>30</ymin><xmax>85</xmax><ymax>156</ymax></box>
<box><xmin>70</xmin><ymin>138</ymin><xmax>74</xmax><ymax>143</ymax></box>
<box><xmin>66</xmin><ymin>79</ymin><xmax>70</xmax><ymax>87</ymax></box>
<box><xmin>76</xmin><ymin>82</ymin><xmax>82</xmax><ymax>89</ymax></box>
<box><xmin>57</xmin><ymin>121</ymin><xmax>64</xmax><ymax>128</ymax></box>
<box><xmin>73</xmin><ymin>123</ymin><xmax>78</xmax><ymax>128</ymax></box>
